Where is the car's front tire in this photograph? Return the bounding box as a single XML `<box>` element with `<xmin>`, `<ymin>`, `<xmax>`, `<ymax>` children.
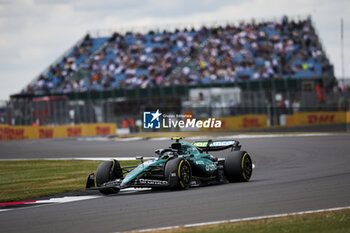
<box><xmin>224</xmin><ymin>151</ymin><xmax>252</xmax><ymax>182</ymax></box>
<box><xmin>96</xmin><ymin>159</ymin><xmax>123</xmax><ymax>194</ymax></box>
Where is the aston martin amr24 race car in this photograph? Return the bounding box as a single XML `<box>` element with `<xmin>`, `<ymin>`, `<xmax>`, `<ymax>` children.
<box><xmin>86</xmin><ymin>137</ymin><xmax>253</xmax><ymax>194</ymax></box>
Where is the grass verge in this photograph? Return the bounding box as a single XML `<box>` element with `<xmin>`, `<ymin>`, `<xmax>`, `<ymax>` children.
<box><xmin>0</xmin><ymin>160</ymin><xmax>138</xmax><ymax>202</ymax></box>
<box><xmin>141</xmin><ymin>209</ymin><xmax>350</xmax><ymax>233</ymax></box>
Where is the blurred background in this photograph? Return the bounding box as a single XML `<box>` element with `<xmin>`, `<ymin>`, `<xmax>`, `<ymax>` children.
<box><xmin>0</xmin><ymin>0</ymin><xmax>349</xmax><ymax>137</ymax></box>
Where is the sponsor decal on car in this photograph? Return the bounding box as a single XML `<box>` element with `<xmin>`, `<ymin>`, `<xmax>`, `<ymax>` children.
<box><xmin>101</xmin><ymin>180</ymin><xmax>121</xmax><ymax>187</ymax></box>
<box><xmin>212</xmin><ymin>141</ymin><xmax>236</xmax><ymax>147</ymax></box>
<box><xmin>138</xmin><ymin>179</ymin><xmax>168</xmax><ymax>185</ymax></box>
<box><xmin>205</xmin><ymin>164</ymin><xmax>217</xmax><ymax>172</ymax></box>
<box><xmin>193</xmin><ymin>140</ymin><xmax>236</xmax><ymax>148</ymax></box>
<box><xmin>195</xmin><ymin>160</ymin><xmax>205</xmax><ymax>165</ymax></box>
<box><xmin>193</xmin><ymin>142</ymin><xmax>208</xmax><ymax>147</ymax></box>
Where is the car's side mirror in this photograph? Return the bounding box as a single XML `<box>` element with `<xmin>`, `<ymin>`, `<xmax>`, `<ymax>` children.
<box><xmin>155</xmin><ymin>149</ymin><xmax>161</xmax><ymax>155</ymax></box>
<box><xmin>136</xmin><ymin>156</ymin><xmax>144</xmax><ymax>163</ymax></box>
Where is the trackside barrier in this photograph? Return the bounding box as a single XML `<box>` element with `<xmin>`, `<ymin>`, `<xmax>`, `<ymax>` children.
<box><xmin>286</xmin><ymin>111</ymin><xmax>350</xmax><ymax>126</ymax></box>
<box><xmin>0</xmin><ymin>123</ymin><xmax>116</xmax><ymax>140</ymax></box>
<box><xmin>200</xmin><ymin>114</ymin><xmax>268</xmax><ymax>131</ymax></box>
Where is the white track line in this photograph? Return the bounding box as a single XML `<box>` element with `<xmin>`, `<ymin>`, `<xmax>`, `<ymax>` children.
<box><xmin>0</xmin><ymin>157</ymin><xmax>156</xmax><ymax>161</ymax></box>
<box><xmin>125</xmin><ymin>206</ymin><xmax>350</xmax><ymax>233</ymax></box>
<box><xmin>113</xmin><ymin>137</ymin><xmax>144</xmax><ymax>141</ymax></box>
<box><xmin>77</xmin><ymin>137</ymin><xmax>144</xmax><ymax>142</ymax></box>
<box><xmin>185</xmin><ymin>133</ymin><xmax>339</xmax><ymax>140</ymax></box>
<box><xmin>147</xmin><ymin>137</ymin><xmax>169</xmax><ymax>141</ymax></box>
<box><xmin>76</xmin><ymin>137</ymin><xmax>110</xmax><ymax>141</ymax></box>
<box><xmin>219</xmin><ymin>133</ymin><xmax>334</xmax><ymax>139</ymax></box>
<box><xmin>73</xmin><ymin>132</ymin><xmax>349</xmax><ymax>142</ymax></box>
<box><xmin>60</xmin><ymin>157</ymin><xmax>156</xmax><ymax>161</ymax></box>
<box><xmin>0</xmin><ymin>188</ymin><xmax>155</xmax><ymax>212</ymax></box>
<box><xmin>140</xmin><ymin>133</ymin><xmax>347</xmax><ymax>141</ymax></box>
<box><xmin>0</xmin><ymin>188</ymin><xmax>155</xmax><ymax>213</ymax></box>
<box><xmin>35</xmin><ymin>195</ymin><xmax>100</xmax><ymax>204</ymax></box>
<box><xmin>0</xmin><ymin>195</ymin><xmax>101</xmax><ymax>212</ymax></box>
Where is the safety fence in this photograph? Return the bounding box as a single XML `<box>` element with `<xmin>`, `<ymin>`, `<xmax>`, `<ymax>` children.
<box><xmin>0</xmin><ymin>123</ymin><xmax>116</xmax><ymax>141</ymax></box>
<box><xmin>8</xmin><ymin>77</ymin><xmax>350</xmax><ymax>129</ymax></box>
<box><xmin>1</xmin><ymin>111</ymin><xmax>349</xmax><ymax>140</ymax></box>
<box><xmin>198</xmin><ymin>111</ymin><xmax>350</xmax><ymax>131</ymax></box>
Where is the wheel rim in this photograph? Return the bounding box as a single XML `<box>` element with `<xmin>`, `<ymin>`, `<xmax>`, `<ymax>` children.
<box><xmin>242</xmin><ymin>155</ymin><xmax>252</xmax><ymax>180</ymax></box>
<box><xmin>180</xmin><ymin>163</ymin><xmax>190</xmax><ymax>184</ymax></box>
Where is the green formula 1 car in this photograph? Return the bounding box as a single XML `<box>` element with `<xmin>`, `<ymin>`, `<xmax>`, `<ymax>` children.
<box><xmin>86</xmin><ymin>137</ymin><xmax>253</xmax><ymax>194</ymax></box>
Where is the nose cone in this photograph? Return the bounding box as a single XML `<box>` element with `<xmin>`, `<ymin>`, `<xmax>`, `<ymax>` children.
<box><xmin>120</xmin><ymin>159</ymin><xmax>159</xmax><ymax>188</ymax></box>
<box><xmin>121</xmin><ymin>162</ymin><xmax>151</xmax><ymax>187</ymax></box>
<box><xmin>121</xmin><ymin>173</ymin><xmax>134</xmax><ymax>187</ymax></box>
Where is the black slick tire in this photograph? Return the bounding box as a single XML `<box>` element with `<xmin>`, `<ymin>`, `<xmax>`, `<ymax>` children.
<box><xmin>165</xmin><ymin>158</ymin><xmax>192</xmax><ymax>190</ymax></box>
<box><xmin>95</xmin><ymin>159</ymin><xmax>122</xmax><ymax>194</ymax></box>
<box><xmin>224</xmin><ymin>151</ymin><xmax>252</xmax><ymax>182</ymax></box>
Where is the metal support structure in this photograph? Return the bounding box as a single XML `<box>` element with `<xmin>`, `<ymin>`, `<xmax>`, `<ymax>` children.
<box><xmin>341</xmin><ymin>17</ymin><xmax>345</xmax><ymax>80</ymax></box>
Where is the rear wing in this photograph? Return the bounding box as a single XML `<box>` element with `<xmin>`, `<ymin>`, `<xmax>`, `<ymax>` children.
<box><xmin>193</xmin><ymin>140</ymin><xmax>241</xmax><ymax>152</ymax></box>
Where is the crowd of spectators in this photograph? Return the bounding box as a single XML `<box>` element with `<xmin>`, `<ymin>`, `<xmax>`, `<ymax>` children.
<box><xmin>23</xmin><ymin>16</ymin><xmax>332</xmax><ymax>95</ymax></box>
<box><xmin>23</xmin><ymin>34</ymin><xmax>108</xmax><ymax>94</ymax></box>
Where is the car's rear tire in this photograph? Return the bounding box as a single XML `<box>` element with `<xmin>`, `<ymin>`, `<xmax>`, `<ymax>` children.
<box><xmin>224</xmin><ymin>151</ymin><xmax>252</xmax><ymax>182</ymax></box>
<box><xmin>96</xmin><ymin>159</ymin><xmax>123</xmax><ymax>194</ymax></box>
<box><xmin>165</xmin><ymin>158</ymin><xmax>192</xmax><ymax>190</ymax></box>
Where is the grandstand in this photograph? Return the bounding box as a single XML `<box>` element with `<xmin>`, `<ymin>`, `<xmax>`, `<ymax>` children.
<box><xmin>8</xmin><ymin>15</ymin><xmax>347</xmax><ymax>128</ymax></box>
<box><xmin>20</xmin><ymin>16</ymin><xmax>333</xmax><ymax>95</ymax></box>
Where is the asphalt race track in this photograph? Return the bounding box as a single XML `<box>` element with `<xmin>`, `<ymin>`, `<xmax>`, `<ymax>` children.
<box><xmin>1</xmin><ymin>134</ymin><xmax>350</xmax><ymax>233</ymax></box>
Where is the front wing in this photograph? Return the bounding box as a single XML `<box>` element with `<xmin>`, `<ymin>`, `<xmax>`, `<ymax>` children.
<box><xmin>86</xmin><ymin>172</ymin><xmax>225</xmax><ymax>191</ymax></box>
<box><xmin>86</xmin><ymin>174</ymin><xmax>174</xmax><ymax>191</ymax></box>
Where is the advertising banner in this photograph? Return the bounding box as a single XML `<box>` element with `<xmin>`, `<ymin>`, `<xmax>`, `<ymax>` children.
<box><xmin>200</xmin><ymin>114</ymin><xmax>267</xmax><ymax>131</ymax></box>
<box><xmin>290</xmin><ymin>111</ymin><xmax>348</xmax><ymax>126</ymax></box>
<box><xmin>0</xmin><ymin>123</ymin><xmax>116</xmax><ymax>141</ymax></box>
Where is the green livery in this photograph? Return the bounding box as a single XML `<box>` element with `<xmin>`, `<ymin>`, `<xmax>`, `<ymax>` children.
<box><xmin>86</xmin><ymin>137</ymin><xmax>253</xmax><ymax>194</ymax></box>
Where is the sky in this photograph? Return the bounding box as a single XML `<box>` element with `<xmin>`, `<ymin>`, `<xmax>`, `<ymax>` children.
<box><xmin>0</xmin><ymin>0</ymin><xmax>349</xmax><ymax>100</ymax></box>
